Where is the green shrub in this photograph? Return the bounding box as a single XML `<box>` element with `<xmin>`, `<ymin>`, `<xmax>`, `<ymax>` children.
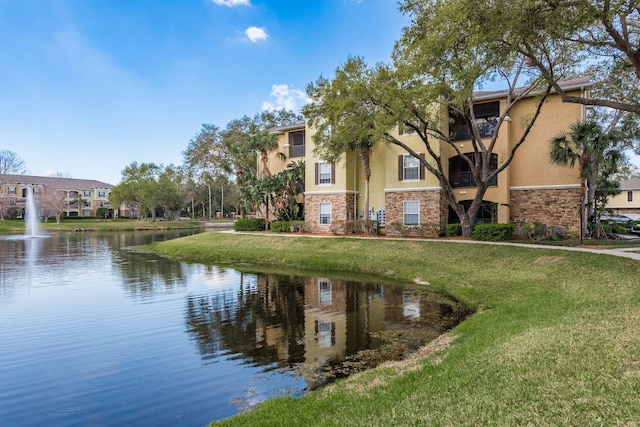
<box><xmin>6</xmin><ymin>207</ymin><xmax>22</xmax><ymax>220</ymax></box>
<box><xmin>472</xmin><ymin>223</ymin><xmax>514</xmax><ymax>241</ymax></box>
<box><xmin>270</xmin><ymin>220</ymin><xmax>291</xmax><ymax>233</ymax></box>
<box><xmin>96</xmin><ymin>208</ymin><xmax>112</xmax><ymax>218</ymax></box>
<box><xmin>445</xmin><ymin>223</ymin><xmax>462</xmax><ymax>237</ymax></box>
<box><xmin>234</xmin><ymin>217</ymin><xmax>265</xmax><ymax>231</ymax></box>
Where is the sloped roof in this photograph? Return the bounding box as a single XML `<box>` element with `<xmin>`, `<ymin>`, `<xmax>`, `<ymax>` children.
<box><xmin>2</xmin><ymin>174</ymin><xmax>113</xmax><ymax>190</ymax></box>
<box><xmin>269</xmin><ymin>122</ymin><xmax>306</xmax><ymax>134</ymax></box>
<box><xmin>620</xmin><ymin>178</ymin><xmax>640</xmax><ymax>190</ymax></box>
<box><xmin>473</xmin><ymin>77</ymin><xmax>592</xmax><ymax>101</ymax></box>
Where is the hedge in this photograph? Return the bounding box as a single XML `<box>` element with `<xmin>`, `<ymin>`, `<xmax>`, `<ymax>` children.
<box><xmin>234</xmin><ymin>217</ymin><xmax>265</xmax><ymax>231</ymax></box>
<box><xmin>471</xmin><ymin>223</ymin><xmax>514</xmax><ymax>241</ymax></box>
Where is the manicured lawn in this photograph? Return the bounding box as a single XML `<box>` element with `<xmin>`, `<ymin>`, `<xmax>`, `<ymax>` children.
<box><xmin>149</xmin><ymin>231</ymin><xmax>640</xmax><ymax>426</ymax></box>
<box><xmin>0</xmin><ymin>218</ymin><xmax>203</xmax><ymax>233</ymax></box>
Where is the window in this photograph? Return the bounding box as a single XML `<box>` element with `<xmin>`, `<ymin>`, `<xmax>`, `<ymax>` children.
<box><xmin>8</xmin><ymin>187</ymin><xmax>16</xmax><ymax>194</ymax></box>
<box><xmin>289</xmin><ymin>130</ymin><xmax>305</xmax><ymax>157</ymax></box>
<box><xmin>398</xmin><ymin>154</ymin><xmax>423</xmax><ymax>181</ymax></box>
<box><xmin>448</xmin><ymin>200</ymin><xmax>497</xmax><ymax>224</ymax></box>
<box><xmin>98</xmin><ymin>191</ymin><xmax>106</xmax><ymax>198</ymax></box>
<box><xmin>403</xmin><ymin>290</ymin><xmax>421</xmax><ymax>319</ymax></box>
<box><xmin>319</xmin><ymin>281</ymin><xmax>332</xmax><ymax>306</ymax></box>
<box><xmin>33</xmin><ymin>188</ymin><xmax>40</xmax><ymax>195</ymax></box>
<box><xmin>316</xmin><ymin>162</ymin><xmax>333</xmax><ymax>185</ymax></box>
<box><xmin>403</xmin><ymin>201</ymin><xmax>420</xmax><ymax>226</ymax></box>
<box><xmin>449</xmin><ymin>101</ymin><xmax>500</xmax><ymax>141</ymax></box>
<box><xmin>315</xmin><ymin>319</ymin><xmax>335</xmax><ymax>347</ymax></box>
<box><xmin>319</xmin><ymin>203</ymin><xmax>331</xmax><ymax>225</ymax></box>
<box><xmin>628</xmin><ymin>191</ymin><xmax>633</xmax><ymax>202</ymax></box>
<box><xmin>84</xmin><ymin>190</ymin><xmax>91</xmax><ymax>197</ymax></box>
<box><xmin>449</xmin><ymin>153</ymin><xmax>498</xmax><ymax>188</ymax></box>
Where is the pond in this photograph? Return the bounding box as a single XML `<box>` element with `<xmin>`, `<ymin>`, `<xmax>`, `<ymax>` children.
<box><xmin>0</xmin><ymin>231</ymin><xmax>469</xmax><ymax>426</ymax></box>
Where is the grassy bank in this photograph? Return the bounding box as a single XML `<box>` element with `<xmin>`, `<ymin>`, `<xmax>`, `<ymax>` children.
<box><xmin>150</xmin><ymin>232</ymin><xmax>640</xmax><ymax>426</ymax></box>
<box><xmin>0</xmin><ymin>218</ymin><xmax>203</xmax><ymax>233</ymax></box>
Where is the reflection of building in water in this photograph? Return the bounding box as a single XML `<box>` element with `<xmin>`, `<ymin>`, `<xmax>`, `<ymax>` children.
<box><xmin>249</xmin><ymin>274</ymin><xmax>456</xmax><ymax>389</ymax></box>
<box><xmin>185</xmin><ymin>272</ymin><xmax>464</xmax><ymax>390</ymax></box>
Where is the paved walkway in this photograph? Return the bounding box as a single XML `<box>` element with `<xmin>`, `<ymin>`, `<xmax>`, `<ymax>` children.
<box><xmin>219</xmin><ymin>229</ymin><xmax>640</xmax><ymax>261</ymax></box>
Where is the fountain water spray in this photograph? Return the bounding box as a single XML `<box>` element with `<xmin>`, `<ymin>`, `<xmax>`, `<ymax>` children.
<box><xmin>25</xmin><ymin>187</ymin><xmax>41</xmax><ymax>237</ymax></box>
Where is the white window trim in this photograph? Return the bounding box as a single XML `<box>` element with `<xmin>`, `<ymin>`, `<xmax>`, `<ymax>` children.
<box><xmin>627</xmin><ymin>190</ymin><xmax>633</xmax><ymax>203</ymax></box>
<box><xmin>318</xmin><ymin>162</ymin><xmax>332</xmax><ymax>186</ymax></box>
<box><xmin>403</xmin><ymin>154</ymin><xmax>420</xmax><ymax>182</ymax></box>
<box><xmin>319</xmin><ymin>202</ymin><xmax>332</xmax><ymax>225</ymax></box>
<box><xmin>403</xmin><ymin>200</ymin><xmax>420</xmax><ymax>226</ymax></box>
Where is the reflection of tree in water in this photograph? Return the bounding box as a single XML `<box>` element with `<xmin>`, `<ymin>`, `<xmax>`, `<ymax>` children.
<box><xmin>185</xmin><ymin>273</ymin><xmax>306</xmax><ymax>368</ymax></box>
<box><xmin>113</xmin><ymin>249</ymin><xmax>189</xmax><ymax>298</ymax></box>
<box><xmin>184</xmin><ymin>272</ymin><xmax>472</xmax><ymax>389</ymax></box>
<box><xmin>110</xmin><ymin>231</ymin><xmax>199</xmax><ymax>298</ymax></box>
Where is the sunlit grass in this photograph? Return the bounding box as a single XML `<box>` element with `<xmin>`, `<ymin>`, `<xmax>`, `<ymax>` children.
<box><xmin>149</xmin><ymin>231</ymin><xmax>640</xmax><ymax>426</ymax></box>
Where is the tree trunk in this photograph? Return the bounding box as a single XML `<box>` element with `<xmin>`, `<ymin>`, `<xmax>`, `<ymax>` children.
<box><xmin>208</xmin><ymin>184</ymin><xmax>212</xmax><ymax>220</ymax></box>
<box><xmin>581</xmin><ymin>179</ymin><xmax>589</xmax><ymax>239</ymax></box>
<box><xmin>587</xmin><ymin>172</ymin><xmax>598</xmax><ymax>223</ymax></box>
<box><xmin>361</xmin><ymin>147</ymin><xmax>372</xmax><ymax>225</ymax></box>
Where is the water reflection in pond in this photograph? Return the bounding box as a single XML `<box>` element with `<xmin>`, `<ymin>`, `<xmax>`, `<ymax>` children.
<box><xmin>0</xmin><ymin>231</ymin><xmax>469</xmax><ymax>426</ymax></box>
<box><xmin>185</xmin><ymin>272</ymin><xmax>467</xmax><ymax>392</ymax></box>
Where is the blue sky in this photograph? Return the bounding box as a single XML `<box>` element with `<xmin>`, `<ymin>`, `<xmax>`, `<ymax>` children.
<box><xmin>0</xmin><ymin>0</ymin><xmax>407</xmax><ymax>185</ymax></box>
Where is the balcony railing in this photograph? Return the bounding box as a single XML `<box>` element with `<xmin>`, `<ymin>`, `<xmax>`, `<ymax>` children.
<box><xmin>450</xmin><ymin>171</ymin><xmax>497</xmax><ymax>188</ymax></box>
<box><xmin>450</xmin><ymin>122</ymin><xmax>495</xmax><ymax>142</ymax></box>
<box><xmin>289</xmin><ymin>144</ymin><xmax>305</xmax><ymax>158</ymax></box>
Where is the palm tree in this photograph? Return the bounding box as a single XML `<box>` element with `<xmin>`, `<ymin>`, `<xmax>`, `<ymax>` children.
<box><xmin>248</xmin><ymin>129</ymin><xmax>279</xmax><ymax>179</ymax></box>
<box><xmin>549</xmin><ymin>121</ymin><xmax>623</xmax><ymax>237</ymax></box>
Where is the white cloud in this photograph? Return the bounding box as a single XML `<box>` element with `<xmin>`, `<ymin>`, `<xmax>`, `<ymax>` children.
<box><xmin>262</xmin><ymin>84</ymin><xmax>311</xmax><ymax>112</ymax></box>
<box><xmin>210</xmin><ymin>0</ymin><xmax>250</xmax><ymax>6</ymax></box>
<box><xmin>245</xmin><ymin>26</ymin><xmax>268</xmax><ymax>43</ymax></box>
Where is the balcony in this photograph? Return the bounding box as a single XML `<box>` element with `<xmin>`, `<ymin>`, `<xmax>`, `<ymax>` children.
<box><xmin>449</xmin><ymin>122</ymin><xmax>495</xmax><ymax>142</ymax></box>
<box><xmin>450</xmin><ymin>171</ymin><xmax>497</xmax><ymax>188</ymax></box>
<box><xmin>289</xmin><ymin>144</ymin><xmax>305</xmax><ymax>158</ymax></box>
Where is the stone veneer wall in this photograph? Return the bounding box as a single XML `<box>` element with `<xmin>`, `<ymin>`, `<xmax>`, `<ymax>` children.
<box><xmin>509</xmin><ymin>188</ymin><xmax>582</xmax><ymax>234</ymax></box>
<box><xmin>304</xmin><ymin>193</ymin><xmax>355</xmax><ymax>233</ymax></box>
<box><xmin>384</xmin><ymin>190</ymin><xmax>446</xmax><ymax>235</ymax></box>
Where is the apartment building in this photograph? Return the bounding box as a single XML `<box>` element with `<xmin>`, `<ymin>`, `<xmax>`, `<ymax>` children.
<box><xmin>264</xmin><ymin>79</ymin><xmax>591</xmax><ymax>235</ymax></box>
<box><xmin>606</xmin><ymin>178</ymin><xmax>640</xmax><ymax>216</ymax></box>
<box><xmin>0</xmin><ymin>174</ymin><xmax>114</xmax><ymax>218</ymax></box>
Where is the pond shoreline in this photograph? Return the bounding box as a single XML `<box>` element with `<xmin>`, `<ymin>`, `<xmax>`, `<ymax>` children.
<box><xmin>147</xmin><ymin>231</ymin><xmax>640</xmax><ymax>426</ymax></box>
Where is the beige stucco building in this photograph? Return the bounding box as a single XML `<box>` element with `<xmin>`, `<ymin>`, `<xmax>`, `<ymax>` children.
<box><xmin>606</xmin><ymin>178</ymin><xmax>640</xmax><ymax>216</ymax></box>
<box><xmin>0</xmin><ymin>174</ymin><xmax>114</xmax><ymax>218</ymax></box>
<box><xmin>262</xmin><ymin>79</ymin><xmax>591</xmax><ymax>235</ymax></box>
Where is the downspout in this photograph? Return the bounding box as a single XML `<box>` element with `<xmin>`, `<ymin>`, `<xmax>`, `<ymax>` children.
<box><xmin>581</xmin><ymin>86</ymin><xmax>585</xmax><ymax>121</ymax></box>
<box><xmin>353</xmin><ymin>151</ymin><xmax>357</xmax><ymax>220</ymax></box>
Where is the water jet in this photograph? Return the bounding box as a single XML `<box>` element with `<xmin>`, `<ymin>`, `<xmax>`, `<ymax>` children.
<box><xmin>24</xmin><ymin>187</ymin><xmax>42</xmax><ymax>238</ymax></box>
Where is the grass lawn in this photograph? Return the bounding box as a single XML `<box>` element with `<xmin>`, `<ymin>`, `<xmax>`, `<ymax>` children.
<box><xmin>0</xmin><ymin>218</ymin><xmax>203</xmax><ymax>233</ymax></box>
<box><xmin>149</xmin><ymin>231</ymin><xmax>640</xmax><ymax>426</ymax></box>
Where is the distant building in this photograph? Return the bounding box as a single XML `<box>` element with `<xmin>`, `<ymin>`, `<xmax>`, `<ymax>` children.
<box><xmin>0</xmin><ymin>174</ymin><xmax>114</xmax><ymax>218</ymax></box>
<box><xmin>606</xmin><ymin>178</ymin><xmax>640</xmax><ymax>216</ymax></box>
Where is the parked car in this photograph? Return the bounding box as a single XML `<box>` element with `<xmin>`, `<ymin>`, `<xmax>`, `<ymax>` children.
<box><xmin>600</xmin><ymin>214</ymin><xmax>636</xmax><ymax>226</ymax></box>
